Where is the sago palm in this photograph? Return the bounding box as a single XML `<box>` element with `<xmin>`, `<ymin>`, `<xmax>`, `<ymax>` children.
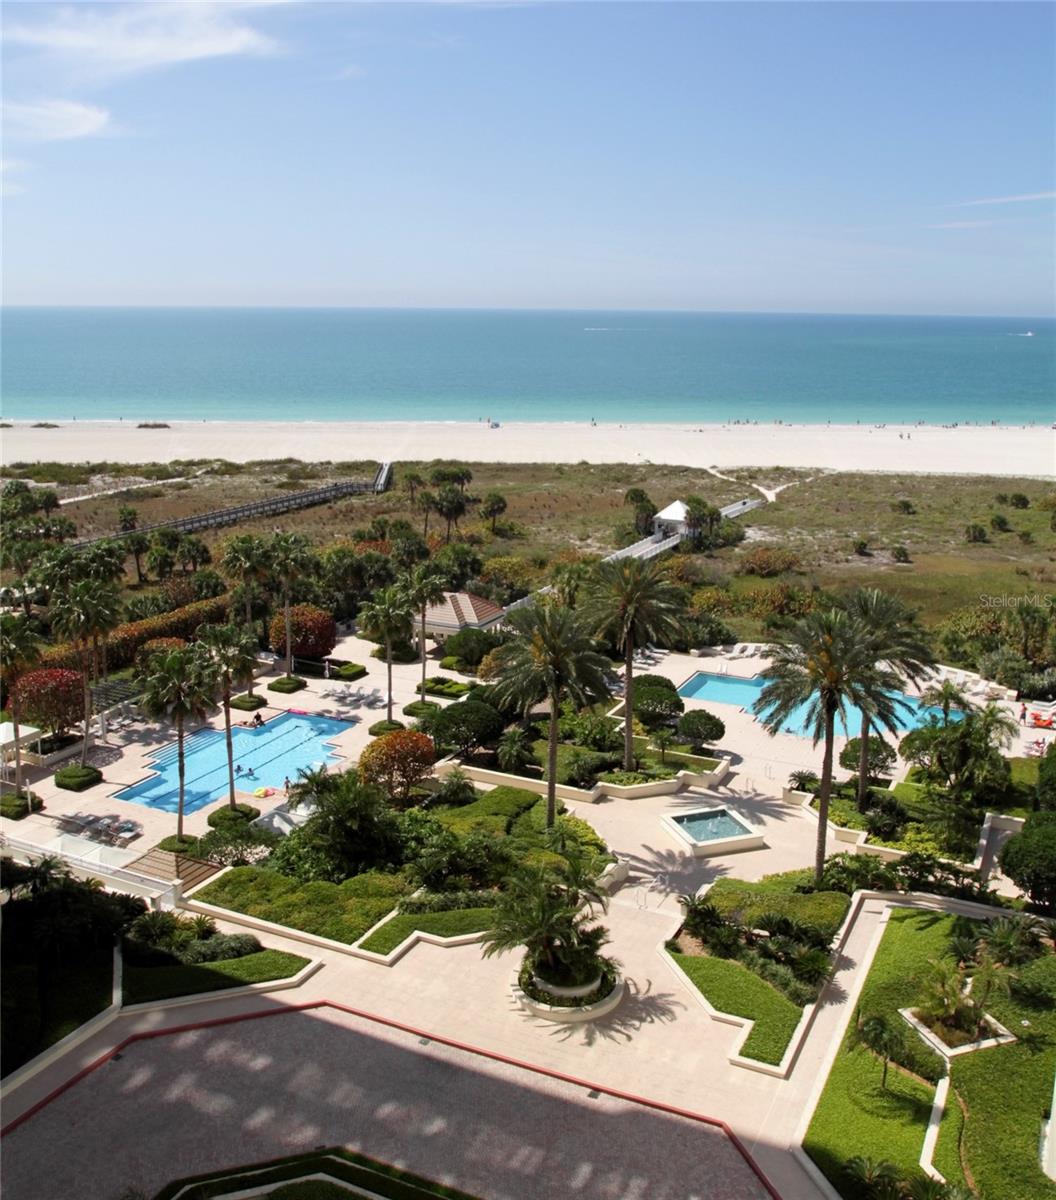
<box><xmin>843</xmin><ymin>588</ymin><xmax>934</xmax><ymax>812</ymax></box>
<box><xmin>197</xmin><ymin>623</ymin><xmax>260</xmax><ymax>808</ymax></box>
<box><xmin>490</xmin><ymin>604</ymin><xmax>611</xmax><ymax>827</ymax></box>
<box><xmin>400</xmin><ymin>563</ymin><xmax>448</xmax><ymax>699</ymax></box>
<box><xmin>358</xmin><ymin>585</ymin><xmax>413</xmax><ymax>724</ymax></box>
<box><xmin>0</xmin><ymin>613</ymin><xmax>43</xmax><ymax>796</ymax></box>
<box><xmin>138</xmin><ymin>646</ymin><xmax>215</xmax><ymax>841</ymax></box>
<box><xmin>583</xmin><ymin>557</ymin><xmax>685</xmax><ymax>771</ymax></box>
<box><xmin>754</xmin><ymin>608</ymin><xmax>902</xmax><ymax>885</ymax></box>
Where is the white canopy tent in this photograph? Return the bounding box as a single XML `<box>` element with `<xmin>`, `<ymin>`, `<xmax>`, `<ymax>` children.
<box><xmin>0</xmin><ymin>722</ymin><xmax>43</xmax><ymax>754</ymax></box>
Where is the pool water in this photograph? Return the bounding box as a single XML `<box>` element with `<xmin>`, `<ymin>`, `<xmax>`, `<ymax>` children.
<box><xmin>673</xmin><ymin>809</ymin><xmax>751</xmax><ymax>842</ymax></box>
<box><xmin>676</xmin><ymin>671</ymin><xmax>947</xmax><ymax>737</ymax></box>
<box><xmin>115</xmin><ymin>712</ymin><xmax>349</xmax><ymax>814</ymax></box>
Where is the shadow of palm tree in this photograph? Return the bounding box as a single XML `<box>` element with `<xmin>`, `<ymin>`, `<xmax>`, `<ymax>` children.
<box><xmin>619</xmin><ymin>844</ymin><xmax>732</xmax><ymax>898</ymax></box>
<box><xmin>545</xmin><ymin>977</ymin><xmax>685</xmax><ymax>1046</ymax></box>
<box><xmin>86</xmin><ymin>745</ymin><xmax>125</xmax><ymax>768</ymax></box>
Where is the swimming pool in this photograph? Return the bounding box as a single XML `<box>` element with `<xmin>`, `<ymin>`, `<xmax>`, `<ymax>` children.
<box><xmin>676</xmin><ymin>671</ymin><xmax>947</xmax><ymax>737</ymax></box>
<box><xmin>114</xmin><ymin>712</ymin><xmax>349</xmax><ymax>814</ymax></box>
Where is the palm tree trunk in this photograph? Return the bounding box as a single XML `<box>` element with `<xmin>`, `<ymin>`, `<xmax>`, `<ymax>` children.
<box><xmin>133</xmin><ymin>551</ymin><xmax>144</xmax><ymax>585</ymax></box>
<box><xmin>80</xmin><ymin>643</ymin><xmax>92</xmax><ymax>767</ymax></box>
<box><xmin>244</xmin><ymin>588</ymin><xmax>253</xmax><ymax>627</ymax></box>
<box><xmin>176</xmin><ymin>714</ymin><xmax>186</xmax><ymax>841</ymax></box>
<box><xmin>856</xmin><ymin>714</ymin><xmax>871</xmax><ymax>813</ymax></box>
<box><xmin>420</xmin><ymin>605</ymin><xmax>428</xmax><ymax>698</ymax></box>
<box><xmin>546</xmin><ymin>701</ymin><xmax>559</xmax><ymax>828</ymax></box>
<box><xmin>284</xmin><ymin>589</ymin><xmax>292</xmax><ymax>676</ymax></box>
<box><xmin>815</xmin><ymin>707</ymin><xmax>837</xmax><ymax>886</ymax></box>
<box><xmin>623</xmin><ymin>636</ymin><xmax>635</xmax><ymax>772</ymax></box>
<box><xmin>386</xmin><ymin>637</ymin><xmax>394</xmax><ymax>724</ymax></box>
<box><xmin>12</xmin><ymin>692</ymin><xmax>23</xmax><ymax>797</ymax></box>
<box><xmin>224</xmin><ymin>681</ymin><xmax>236</xmax><ymax>808</ymax></box>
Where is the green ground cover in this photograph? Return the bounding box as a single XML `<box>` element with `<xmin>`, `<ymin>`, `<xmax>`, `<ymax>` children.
<box><xmin>432</xmin><ymin>785</ymin><xmax>540</xmax><ymax>836</ymax></box>
<box><xmin>358</xmin><ymin>907</ymin><xmax>496</xmax><ymax>955</ymax></box>
<box><xmin>631</xmin><ymin>735</ymin><xmax>720</xmax><ymax>772</ymax></box>
<box><xmin>707</xmin><ymin>873</ymin><xmax>851</xmax><ymax>941</ymax></box>
<box><xmin>668</xmin><ymin>951</ymin><xmax>802</xmax><ymax>1064</ymax></box>
<box><xmin>122</xmin><ymin>949</ymin><xmax>309</xmax><ymax>1004</ymax></box>
<box><xmin>193</xmin><ymin>869</ymin><xmax>412</xmax><ymax>944</ymax></box>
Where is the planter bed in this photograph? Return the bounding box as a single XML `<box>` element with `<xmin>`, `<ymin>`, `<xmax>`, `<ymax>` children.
<box><xmin>230</xmin><ymin>692</ymin><xmax>267</xmax><ymax>711</ymax></box>
<box><xmin>0</xmin><ymin>791</ymin><xmax>43</xmax><ymax>820</ymax></box>
<box><xmin>358</xmin><ymin>907</ymin><xmax>495</xmax><ymax>956</ymax></box>
<box><xmin>267</xmin><ymin>675</ymin><xmax>307</xmax><ymax>694</ymax></box>
<box><xmin>54</xmin><ymin>764</ymin><xmax>104</xmax><ymax>792</ymax></box>
<box><xmin>122</xmin><ymin>949</ymin><xmax>309</xmax><ymax>1005</ymax></box>
<box><xmin>420</xmin><ymin>675</ymin><xmax>472</xmax><ymax>698</ymax></box>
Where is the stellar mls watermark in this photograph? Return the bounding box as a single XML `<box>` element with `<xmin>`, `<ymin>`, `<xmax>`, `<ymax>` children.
<box><xmin>979</xmin><ymin>593</ymin><xmax>1055</xmax><ymax>609</ymax></box>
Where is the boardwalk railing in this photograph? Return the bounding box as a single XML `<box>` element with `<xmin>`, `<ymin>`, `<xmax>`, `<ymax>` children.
<box><xmin>75</xmin><ymin>461</ymin><xmax>392</xmax><ymax>547</ymax></box>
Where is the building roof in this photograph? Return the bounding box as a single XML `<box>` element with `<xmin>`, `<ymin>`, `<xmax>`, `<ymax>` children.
<box><xmin>654</xmin><ymin>500</ymin><xmax>688</xmax><ymax>522</ymax></box>
<box><xmin>424</xmin><ymin>591</ymin><xmax>505</xmax><ymax>631</ymax></box>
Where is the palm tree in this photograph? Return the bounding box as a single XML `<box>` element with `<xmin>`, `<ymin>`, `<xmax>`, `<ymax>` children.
<box><xmin>417</xmin><ymin>490</ymin><xmax>438</xmax><ymax>540</ymax></box>
<box><xmin>550</xmin><ymin>561</ymin><xmax>592</xmax><ymax>609</ymax></box>
<box><xmin>490</xmin><ymin>605</ymin><xmax>611</xmax><ymax>827</ymax></box>
<box><xmin>754</xmin><ymin>608</ymin><xmax>902</xmax><ymax>885</ymax></box>
<box><xmin>434</xmin><ymin>485</ymin><xmax>467</xmax><ymax>543</ymax></box>
<box><xmin>855</xmin><ymin>1014</ymin><xmax>905</xmax><ymax>1090</ymax></box>
<box><xmin>221</xmin><ymin>534</ymin><xmax>272</xmax><ymax>628</ymax></box>
<box><xmin>138</xmin><ymin>646</ymin><xmax>215</xmax><ymax>841</ymax></box>
<box><xmin>197</xmin><ymin>624</ymin><xmax>260</xmax><ymax>809</ymax></box>
<box><xmin>684</xmin><ymin>495</ymin><xmax>720</xmax><ymax>549</ymax></box>
<box><xmin>497</xmin><ymin>727</ymin><xmax>533</xmax><ymax>774</ymax></box>
<box><xmin>400</xmin><ymin>563</ymin><xmax>448</xmax><ymax>699</ymax></box>
<box><xmin>402</xmin><ymin>470</ymin><xmax>424</xmax><ymax>505</ymax></box>
<box><xmin>480</xmin><ymin>492</ymin><xmax>507</xmax><ymax>532</ymax></box>
<box><xmin>583</xmin><ymin>557</ymin><xmax>685</xmax><ymax>771</ymax></box>
<box><xmin>921</xmin><ymin>679</ymin><xmax>971</xmax><ymax>727</ymax></box>
<box><xmin>50</xmin><ymin>581</ymin><xmax>121</xmax><ymax>765</ymax></box>
<box><xmin>843</xmin><ymin>588</ymin><xmax>934</xmax><ymax>811</ymax></box>
<box><xmin>124</xmin><ymin>531</ymin><xmax>150</xmax><ymax>586</ymax></box>
<box><xmin>269</xmin><ymin>532</ymin><xmax>315</xmax><ymax>676</ymax></box>
<box><xmin>0</xmin><ymin>613</ymin><xmax>43</xmax><ymax>797</ymax></box>
<box><xmin>358</xmin><ymin>585</ymin><xmax>413</xmax><ymax>724</ymax></box>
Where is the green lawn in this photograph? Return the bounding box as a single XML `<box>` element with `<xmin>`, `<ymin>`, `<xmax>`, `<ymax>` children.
<box><xmin>668</xmin><ymin>951</ymin><xmax>802</xmax><ymax>1064</ymax></box>
<box><xmin>707</xmin><ymin>873</ymin><xmax>851</xmax><ymax>942</ymax></box>
<box><xmin>193</xmin><ymin>868</ymin><xmax>412</xmax><ymax>944</ymax></box>
<box><xmin>358</xmin><ymin>907</ymin><xmax>495</xmax><ymax>955</ymax></box>
<box><xmin>432</xmin><ymin>785</ymin><xmax>540</xmax><ymax>836</ymax></box>
<box><xmin>122</xmin><ymin>949</ymin><xmax>309</xmax><ymax>1005</ymax></box>
<box><xmin>631</xmin><ymin>735</ymin><xmax>720</xmax><ymax>773</ymax></box>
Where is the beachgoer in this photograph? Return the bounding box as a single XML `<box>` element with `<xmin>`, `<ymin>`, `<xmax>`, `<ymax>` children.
<box><xmin>1019</xmin><ymin>703</ymin><xmax>1028</xmax><ymax>725</ymax></box>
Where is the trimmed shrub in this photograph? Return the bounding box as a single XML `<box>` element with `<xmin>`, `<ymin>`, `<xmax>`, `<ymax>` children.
<box><xmin>55</xmin><ymin>764</ymin><xmax>103</xmax><ymax>791</ymax></box>
<box><xmin>427</xmin><ymin>701</ymin><xmax>504</xmax><ymax>755</ymax></box>
<box><xmin>633</xmin><ymin>673</ymin><xmax>677</xmax><ymax>693</ymax></box>
<box><xmin>443</xmin><ymin>627</ymin><xmax>503</xmax><ymax>669</ymax></box>
<box><xmin>439</xmin><ymin>655</ymin><xmax>462</xmax><ymax>671</ymax></box>
<box><xmin>0</xmin><ymin>791</ymin><xmax>43</xmax><ymax>820</ymax></box>
<box><xmin>335</xmin><ymin>663</ymin><xmax>367</xmax><ymax>682</ymax></box>
<box><xmin>838</xmin><ymin>736</ymin><xmax>897</xmax><ymax>778</ymax></box>
<box><xmin>230</xmin><ymin>693</ymin><xmax>267</xmax><ymax>711</ymax></box>
<box><xmin>207</xmin><ymin>803</ymin><xmax>260</xmax><ymax>828</ymax></box>
<box><xmin>420</xmin><ymin>675</ymin><xmax>472</xmax><ymax>698</ymax></box>
<box><xmin>737</xmin><ymin>546</ymin><xmax>801</xmax><ymax>577</ymax></box>
<box><xmin>12</xmin><ymin>668</ymin><xmax>84</xmax><ymax>736</ymax></box>
<box><xmin>371</xmin><ymin>641</ymin><xmax>418</xmax><ymax>664</ymax></box>
<box><xmin>134</xmin><ymin>636</ymin><xmax>186</xmax><ymax>667</ymax></box>
<box><xmin>677</xmin><ymin>709</ymin><xmax>725</xmax><ymax>747</ymax></box>
<box><xmin>634</xmin><ymin>686</ymin><xmax>684</xmax><ymax>729</ymax></box>
<box><xmin>268</xmin><ymin>604</ymin><xmax>337</xmax><ymax>661</ymax></box>
<box><xmin>1000</xmin><ymin>812</ymin><xmax>1056</xmax><ymax>911</ymax></box>
<box><xmin>178</xmin><ymin>932</ymin><xmax>262</xmax><ymax>965</ymax></box>
<box><xmin>403</xmin><ymin>700</ymin><xmax>439</xmax><ymax>718</ymax></box>
<box><xmin>358</xmin><ymin>730</ymin><xmax>436</xmax><ymax>801</ymax></box>
<box><xmin>368</xmin><ymin>719</ymin><xmax>405</xmax><ymax>736</ymax></box>
<box><xmin>267</xmin><ymin>676</ymin><xmax>307</xmax><ymax>694</ymax></box>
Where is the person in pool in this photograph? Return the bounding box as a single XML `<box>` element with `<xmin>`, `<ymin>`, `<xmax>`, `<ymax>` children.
<box><xmin>252</xmin><ymin>711</ymin><xmax>265</xmax><ymax>728</ymax></box>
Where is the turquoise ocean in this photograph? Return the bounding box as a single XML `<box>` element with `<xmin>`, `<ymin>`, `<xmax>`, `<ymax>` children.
<box><xmin>2</xmin><ymin>308</ymin><xmax>1053</xmax><ymax>425</ymax></box>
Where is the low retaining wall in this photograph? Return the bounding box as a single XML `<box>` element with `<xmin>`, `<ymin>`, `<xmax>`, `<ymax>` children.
<box><xmin>22</xmin><ymin>737</ymin><xmax>92</xmax><ymax>768</ymax></box>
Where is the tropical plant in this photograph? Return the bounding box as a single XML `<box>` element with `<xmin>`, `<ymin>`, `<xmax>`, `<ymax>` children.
<box><xmin>267</xmin><ymin>603</ymin><xmax>336</xmax><ymax>663</ymax></box>
<box><xmin>433</xmin><ymin>485</ymin><xmax>467</xmax><ymax>542</ymax></box>
<box><xmin>855</xmin><ymin>1014</ymin><xmax>906</xmax><ymax>1090</ymax></box>
<box><xmin>269</xmin><ymin>533</ymin><xmax>317</xmax><ymax>675</ymax></box>
<box><xmin>490</xmin><ymin>605</ymin><xmax>611</xmax><ymax>827</ymax></box>
<box><xmin>652</xmin><ymin>727</ymin><xmax>675</xmax><ymax>763</ymax></box>
<box><xmin>0</xmin><ymin>613</ymin><xmax>42</xmax><ymax>795</ymax></box>
<box><xmin>480</xmin><ymin>491</ymin><xmax>508</xmax><ymax>532</ymax></box>
<box><xmin>1000</xmin><ymin>812</ymin><xmax>1056</xmax><ymax>911</ymax></box>
<box><xmin>49</xmin><ymin>580</ymin><xmax>121</xmax><ymax>764</ymax></box>
<box><xmin>497</xmin><ymin>726</ymin><xmax>533</xmax><ymax>774</ymax></box>
<box><xmin>358</xmin><ymin>584</ymin><xmax>414</xmax><ymax>724</ymax></box>
<box><xmin>841</xmin><ymin>588</ymin><xmax>934</xmax><ymax>812</ymax></box>
<box><xmin>754</xmin><ymin>608</ymin><xmax>903</xmax><ymax>885</ymax></box>
<box><xmin>197</xmin><ymin>624</ymin><xmax>260</xmax><ymax>809</ymax></box>
<box><xmin>400</xmin><ymin>563</ymin><xmax>448</xmax><ymax>699</ymax></box>
<box><xmin>787</xmin><ymin>768</ymin><xmax>820</xmax><ymax>793</ymax></box>
<box><xmin>10</xmin><ymin>668</ymin><xmax>83</xmax><ymax>738</ymax></box>
<box><xmin>583</xmin><ymin>556</ymin><xmax>685</xmax><ymax>771</ymax></box>
<box><xmin>137</xmin><ymin>647</ymin><xmax>215</xmax><ymax>840</ymax></box>
<box><xmin>220</xmin><ymin>533</ymin><xmax>272</xmax><ymax>629</ymax></box>
<box><xmin>358</xmin><ymin>729</ymin><xmax>436</xmax><ymax>802</ymax></box>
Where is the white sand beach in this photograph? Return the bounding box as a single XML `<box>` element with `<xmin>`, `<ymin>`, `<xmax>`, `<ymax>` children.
<box><xmin>1</xmin><ymin>420</ymin><xmax>1053</xmax><ymax>476</ymax></box>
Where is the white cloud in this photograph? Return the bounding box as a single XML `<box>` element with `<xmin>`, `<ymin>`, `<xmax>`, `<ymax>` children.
<box><xmin>4</xmin><ymin>99</ymin><xmax>110</xmax><ymax>142</ymax></box>
<box><xmin>958</xmin><ymin>191</ymin><xmax>1055</xmax><ymax>207</ymax></box>
<box><xmin>4</xmin><ymin>2</ymin><xmax>280</xmax><ymax>78</ymax></box>
<box><xmin>927</xmin><ymin>220</ymin><xmax>994</xmax><ymax>230</ymax></box>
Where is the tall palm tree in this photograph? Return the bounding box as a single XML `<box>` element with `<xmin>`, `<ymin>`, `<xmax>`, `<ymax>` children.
<box><xmin>358</xmin><ymin>585</ymin><xmax>413</xmax><ymax>724</ymax></box>
<box><xmin>550</xmin><ymin>561</ymin><xmax>592</xmax><ymax>609</ymax></box>
<box><xmin>269</xmin><ymin>532</ymin><xmax>316</xmax><ymax>676</ymax></box>
<box><xmin>843</xmin><ymin>588</ymin><xmax>934</xmax><ymax>811</ymax></box>
<box><xmin>0</xmin><ymin>613</ymin><xmax>43</xmax><ymax>797</ymax></box>
<box><xmin>50</xmin><ymin>580</ymin><xmax>120</xmax><ymax>765</ymax></box>
<box><xmin>433</xmin><ymin>486</ymin><xmax>467</xmax><ymax>543</ymax></box>
<box><xmin>138</xmin><ymin>647</ymin><xmax>215</xmax><ymax>841</ymax></box>
<box><xmin>490</xmin><ymin>605</ymin><xmax>611</xmax><ymax>827</ymax></box>
<box><xmin>921</xmin><ymin>678</ymin><xmax>970</xmax><ymax>727</ymax></box>
<box><xmin>400</xmin><ymin>563</ymin><xmax>448</xmax><ymax>699</ymax></box>
<box><xmin>197</xmin><ymin>624</ymin><xmax>260</xmax><ymax>809</ymax></box>
<box><xmin>583</xmin><ymin>557</ymin><xmax>685</xmax><ymax>771</ymax></box>
<box><xmin>221</xmin><ymin>534</ymin><xmax>272</xmax><ymax>628</ymax></box>
<box><xmin>754</xmin><ymin>608</ymin><xmax>903</xmax><ymax>885</ymax></box>
<box><xmin>417</xmin><ymin>490</ymin><xmax>438</xmax><ymax>540</ymax></box>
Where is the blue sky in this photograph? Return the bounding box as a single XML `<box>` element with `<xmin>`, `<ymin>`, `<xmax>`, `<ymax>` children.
<box><xmin>3</xmin><ymin>1</ymin><xmax>1053</xmax><ymax>314</ymax></box>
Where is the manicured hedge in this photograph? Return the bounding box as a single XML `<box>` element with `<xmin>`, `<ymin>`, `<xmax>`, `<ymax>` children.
<box><xmin>358</xmin><ymin>907</ymin><xmax>495</xmax><ymax>955</ymax></box>
<box><xmin>368</xmin><ymin>719</ymin><xmax>405</xmax><ymax>735</ymax></box>
<box><xmin>40</xmin><ymin>594</ymin><xmax>230</xmax><ymax>673</ymax></box>
<box><xmin>54</xmin><ymin>764</ymin><xmax>103</xmax><ymax>792</ymax></box>
<box><xmin>268</xmin><ymin>604</ymin><xmax>337</xmax><ymax>661</ymax></box>
<box><xmin>11</xmin><ymin>669</ymin><xmax>84</xmax><ymax>737</ymax></box>
<box><xmin>122</xmin><ymin>949</ymin><xmax>308</xmax><ymax>1005</ymax></box>
<box><xmin>267</xmin><ymin>676</ymin><xmax>307</xmax><ymax>694</ymax></box>
<box><xmin>421</xmin><ymin>675</ymin><xmax>472</xmax><ymax>698</ymax></box>
<box><xmin>207</xmin><ymin>803</ymin><xmax>260</xmax><ymax>828</ymax></box>
<box><xmin>669</xmin><ymin>951</ymin><xmax>802</xmax><ymax>1064</ymax></box>
<box><xmin>0</xmin><ymin>791</ymin><xmax>43</xmax><ymax>820</ymax></box>
<box><xmin>336</xmin><ymin>663</ymin><xmax>367</xmax><ymax>682</ymax></box>
<box><xmin>707</xmin><ymin>874</ymin><xmax>850</xmax><ymax>941</ymax></box>
<box><xmin>193</xmin><ymin>867</ymin><xmax>412</xmax><ymax>944</ymax></box>
<box><xmin>433</xmin><ymin>786</ymin><xmax>539</xmax><ymax>836</ymax></box>
<box><xmin>231</xmin><ymin>693</ymin><xmax>267</xmax><ymax>711</ymax></box>
<box><xmin>403</xmin><ymin>700</ymin><xmax>440</xmax><ymax>718</ymax></box>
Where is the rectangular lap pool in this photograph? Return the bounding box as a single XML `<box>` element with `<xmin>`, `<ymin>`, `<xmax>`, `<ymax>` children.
<box><xmin>115</xmin><ymin>711</ymin><xmax>349</xmax><ymax>814</ymax></box>
<box><xmin>677</xmin><ymin>671</ymin><xmax>947</xmax><ymax>738</ymax></box>
<box><xmin>664</xmin><ymin>806</ymin><xmax>766</xmax><ymax>857</ymax></box>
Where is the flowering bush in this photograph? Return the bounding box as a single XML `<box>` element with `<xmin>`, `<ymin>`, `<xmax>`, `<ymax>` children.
<box><xmin>358</xmin><ymin>730</ymin><xmax>436</xmax><ymax>801</ymax></box>
<box><xmin>135</xmin><ymin>637</ymin><xmax>186</xmax><ymax>667</ymax></box>
<box><xmin>12</xmin><ymin>668</ymin><xmax>84</xmax><ymax>735</ymax></box>
<box><xmin>41</xmin><ymin>595</ymin><xmax>231</xmax><ymax>673</ymax></box>
<box><xmin>268</xmin><ymin>604</ymin><xmax>337</xmax><ymax>661</ymax></box>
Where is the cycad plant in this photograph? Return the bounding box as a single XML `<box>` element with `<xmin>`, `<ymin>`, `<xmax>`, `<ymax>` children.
<box><xmin>582</xmin><ymin>556</ymin><xmax>684</xmax><ymax>772</ymax></box>
<box><xmin>490</xmin><ymin>604</ymin><xmax>611</xmax><ymax>827</ymax></box>
<box><xmin>754</xmin><ymin>608</ymin><xmax>903</xmax><ymax>885</ymax></box>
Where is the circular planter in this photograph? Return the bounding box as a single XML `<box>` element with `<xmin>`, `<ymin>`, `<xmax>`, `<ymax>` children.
<box><xmin>514</xmin><ymin>970</ymin><xmax>626</xmax><ymax>1024</ymax></box>
<box><xmin>532</xmin><ymin>972</ymin><xmax>603</xmax><ymax>999</ymax></box>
